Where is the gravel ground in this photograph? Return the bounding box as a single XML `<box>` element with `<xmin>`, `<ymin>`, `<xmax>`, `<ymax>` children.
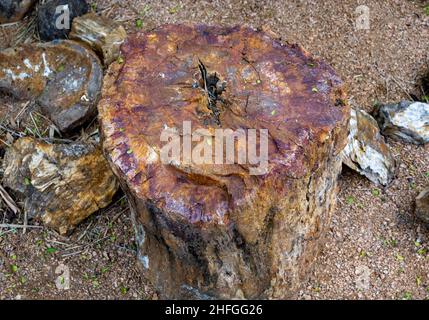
<box><xmin>0</xmin><ymin>0</ymin><xmax>429</xmax><ymax>300</ymax></box>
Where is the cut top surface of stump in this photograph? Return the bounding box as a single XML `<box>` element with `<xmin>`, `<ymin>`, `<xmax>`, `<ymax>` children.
<box><xmin>99</xmin><ymin>24</ymin><xmax>349</xmax><ymax>225</ymax></box>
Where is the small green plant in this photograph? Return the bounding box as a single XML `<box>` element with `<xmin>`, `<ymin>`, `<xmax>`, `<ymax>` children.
<box><xmin>135</xmin><ymin>19</ymin><xmax>143</xmax><ymax>29</ymax></box>
<box><xmin>389</xmin><ymin>238</ymin><xmax>398</xmax><ymax>247</ymax></box>
<box><xmin>117</xmin><ymin>56</ymin><xmax>124</xmax><ymax>64</ymax></box>
<box><xmin>424</xmin><ymin>5</ymin><xmax>429</xmax><ymax>16</ymax></box>
<box><xmin>92</xmin><ymin>280</ymin><xmax>100</xmax><ymax>288</ymax></box>
<box><xmin>417</xmin><ymin>248</ymin><xmax>427</xmax><ymax>256</ymax></box>
<box><xmin>416</xmin><ymin>276</ymin><xmax>422</xmax><ymax>287</ymax></box>
<box><xmin>10</xmin><ymin>265</ymin><xmax>18</xmax><ymax>273</ymax></box>
<box><xmin>57</xmin><ymin>64</ymin><xmax>65</xmax><ymax>72</ymax></box>
<box><xmin>359</xmin><ymin>250</ymin><xmax>367</xmax><ymax>258</ymax></box>
<box><xmin>139</xmin><ymin>5</ymin><xmax>151</xmax><ymax>17</ymax></box>
<box><xmin>396</xmin><ymin>253</ymin><xmax>404</xmax><ymax>262</ymax></box>
<box><xmin>120</xmin><ymin>286</ymin><xmax>128</xmax><ymax>295</ymax></box>
<box><xmin>45</xmin><ymin>247</ymin><xmax>58</xmax><ymax>255</ymax></box>
<box><xmin>346</xmin><ymin>196</ymin><xmax>355</xmax><ymax>205</ymax></box>
<box><xmin>101</xmin><ymin>266</ymin><xmax>110</xmax><ymax>274</ymax></box>
<box><xmin>24</xmin><ymin>177</ymin><xmax>31</xmax><ymax>186</ymax></box>
<box><xmin>311</xmin><ymin>87</ymin><xmax>319</xmax><ymax>93</ymax></box>
<box><xmin>402</xmin><ymin>292</ymin><xmax>412</xmax><ymax>300</ymax></box>
<box><xmin>169</xmin><ymin>6</ymin><xmax>180</xmax><ymax>14</ymax></box>
<box><xmin>371</xmin><ymin>188</ymin><xmax>380</xmax><ymax>197</ymax></box>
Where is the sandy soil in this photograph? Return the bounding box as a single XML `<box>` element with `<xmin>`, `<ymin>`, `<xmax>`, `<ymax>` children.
<box><xmin>1</xmin><ymin>0</ymin><xmax>429</xmax><ymax>300</ymax></box>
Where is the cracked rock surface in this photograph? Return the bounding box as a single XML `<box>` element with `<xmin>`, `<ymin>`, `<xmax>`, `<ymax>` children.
<box><xmin>0</xmin><ymin>40</ymin><xmax>103</xmax><ymax>132</ymax></box>
<box><xmin>2</xmin><ymin>137</ymin><xmax>119</xmax><ymax>235</ymax></box>
<box><xmin>99</xmin><ymin>24</ymin><xmax>349</xmax><ymax>299</ymax></box>
<box><xmin>374</xmin><ymin>101</ymin><xmax>429</xmax><ymax>145</ymax></box>
<box><xmin>342</xmin><ymin>108</ymin><xmax>396</xmax><ymax>186</ymax></box>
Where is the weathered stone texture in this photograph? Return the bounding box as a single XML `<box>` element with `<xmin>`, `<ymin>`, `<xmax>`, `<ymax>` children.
<box><xmin>374</xmin><ymin>101</ymin><xmax>429</xmax><ymax>145</ymax></box>
<box><xmin>0</xmin><ymin>40</ymin><xmax>103</xmax><ymax>132</ymax></box>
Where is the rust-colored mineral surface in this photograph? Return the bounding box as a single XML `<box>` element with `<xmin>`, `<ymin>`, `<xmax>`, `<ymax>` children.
<box><xmin>98</xmin><ymin>24</ymin><xmax>349</xmax><ymax>299</ymax></box>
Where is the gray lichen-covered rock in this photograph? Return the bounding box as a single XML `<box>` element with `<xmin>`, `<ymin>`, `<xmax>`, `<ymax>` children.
<box><xmin>69</xmin><ymin>12</ymin><xmax>127</xmax><ymax>65</ymax></box>
<box><xmin>0</xmin><ymin>40</ymin><xmax>103</xmax><ymax>132</ymax></box>
<box><xmin>374</xmin><ymin>101</ymin><xmax>429</xmax><ymax>145</ymax></box>
<box><xmin>2</xmin><ymin>137</ymin><xmax>119</xmax><ymax>235</ymax></box>
<box><xmin>416</xmin><ymin>187</ymin><xmax>429</xmax><ymax>225</ymax></box>
<box><xmin>0</xmin><ymin>0</ymin><xmax>36</xmax><ymax>24</ymax></box>
<box><xmin>342</xmin><ymin>108</ymin><xmax>396</xmax><ymax>186</ymax></box>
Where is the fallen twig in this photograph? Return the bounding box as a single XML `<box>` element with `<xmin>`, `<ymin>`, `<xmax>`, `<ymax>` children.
<box><xmin>0</xmin><ymin>185</ymin><xmax>20</xmax><ymax>215</ymax></box>
<box><xmin>0</xmin><ymin>223</ymin><xmax>42</xmax><ymax>229</ymax></box>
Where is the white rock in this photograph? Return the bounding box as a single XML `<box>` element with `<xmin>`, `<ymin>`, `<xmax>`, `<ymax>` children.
<box><xmin>342</xmin><ymin>108</ymin><xmax>396</xmax><ymax>186</ymax></box>
<box><xmin>374</xmin><ymin>101</ymin><xmax>429</xmax><ymax>145</ymax></box>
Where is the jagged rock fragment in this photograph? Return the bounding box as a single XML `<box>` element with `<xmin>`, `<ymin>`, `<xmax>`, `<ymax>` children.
<box><xmin>2</xmin><ymin>137</ymin><xmax>119</xmax><ymax>235</ymax></box>
<box><xmin>69</xmin><ymin>12</ymin><xmax>127</xmax><ymax>65</ymax></box>
<box><xmin>342</xmin><ymin>108</ymin><xmax>396</xmax><ymax>186</ymax></box>
<box><xmin>374</xmin><ymin>100</ymin><xmax>429</xmax><ymax>145</ymax></box>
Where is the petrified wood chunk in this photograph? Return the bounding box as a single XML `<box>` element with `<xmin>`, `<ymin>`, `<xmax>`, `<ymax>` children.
<box><xmin>69</xmin><ymin>12</ymin><xmax>127</xmax><ymax>65</ymax></box>
<box><xmin>2</xmin><ymin>137</ymin><xmax>119</xmax><ymax>235</ymax></box>
<box><xmin>342</xmin><ymin>108</ymin><xmax>396</xmax><ymax>186</ymax></box>
<box><xmin>0</xmin><ymin>40</ymin><xmax>103</xmax><ymax>132</ymax></box>
<box><xmin>98</xmin><ymin>24</ymin><xmax>349</xmax><ymax>299</ymax></box>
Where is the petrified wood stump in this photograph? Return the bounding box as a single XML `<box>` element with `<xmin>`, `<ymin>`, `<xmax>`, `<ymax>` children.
<box><xmin>98</xmin><ymin>24</ymin><xmax>349</xmax><ymax>299</ymax></box>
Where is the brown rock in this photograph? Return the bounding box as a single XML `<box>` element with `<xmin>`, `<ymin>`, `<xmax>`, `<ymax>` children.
<box><xmin>416</xmin><ymin>187</ymin><xmax>429</xmax><ymax>224</ymax></box>
<box><xmin>69</xmin><ymin>12</ymin><xmax>127</xmax><ymax>65</ymax></box>
<box><xmin>0</xmin><ymin>40</ymin><xmax>103</xmax><ymax>132</ymax></box>
<box><xmin>0</xmin><ymin>0</ymin><xmax>36</xmax><ymax>24</ymax></box>
<box><xmin>98</xmin><ymin>24</ymin><xmax>349</xmax><ymax>299</ymax></box>
<box><xmin>2</xmin><ymin>137</ymin><xmax>119</xmax><ymax>235</ymax></box>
